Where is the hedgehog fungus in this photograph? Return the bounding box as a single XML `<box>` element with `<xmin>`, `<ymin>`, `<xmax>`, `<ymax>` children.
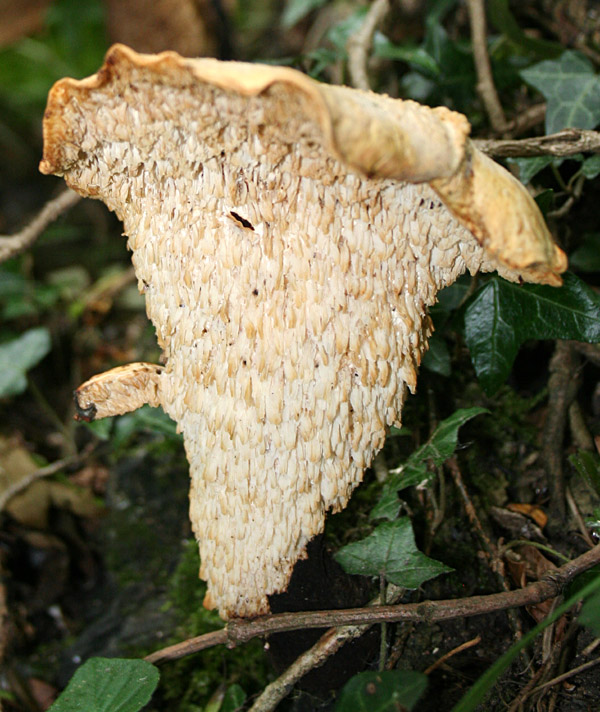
<box><xmin>40</xmin><ymin>45</ymin><xmax>566</xmax><ymax>619</ymax></box>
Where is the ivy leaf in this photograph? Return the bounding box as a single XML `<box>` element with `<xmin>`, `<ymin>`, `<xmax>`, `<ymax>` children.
<box><xmin>48</xmin><ymin>658</ymin><xmax>159</xmax><ymax>712</ymax></box>
<box><xmin>508</xmin><ymin>156</ymin><xmax>556</xmax><ymax>185</ymax></box>
<box><xmin>335</xmin><ymin>518</ymin><xmax>453</xmax><ymax>587</ymax></box>
<box><xmin>335</xmin><ymin>670</ymin><xmax>428</xmax><ymax>712</ymax></box>
<box><xmin>0</xmin><ymin>327</ymin><xmax>51</xmax><ymax>397</ymax></box>
<box><xmin>520</xmin><ymin>51</ymin><xmax>600</xmax><ymax>133</ymax></box>
<box><xmin>581</xmin><ymin>154</ymin><xmax>600</xmax><ymax>180</ymax></box>
<box><xmin>372</xmin><ymin>407</ymin><xmax>488</xmax><ymax>519</ymax></box>
<box><xmin>464</xmin><ymin>273</ymin><xmax>600</xmax><ymax>395</ymax></box>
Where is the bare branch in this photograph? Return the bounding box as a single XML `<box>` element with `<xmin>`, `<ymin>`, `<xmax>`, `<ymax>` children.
<box><xmin>0</xmin><ymin>188</ymin><xmax>81</xmax><ymax>263</ymax></box>
<box><xmin>347</xmin><ymin>0</ymin><xmax>390</xmax><ymax>91</ymax></box>
<box><xmin>466</xmin><ymin>0</ymin><xmax>506</xmax><ymax>132</ymax></box>
<box><xmin>145</xmin><ymin>543</ymin><xmax>600</xmax><ymax>665</ymax></box>
<box><xmin>249</xmin><ymin>583</ymin><xmax>405</xmax><ymax>712</ymax></box>
<box><xmin>476</xmin><ymin>128</ymin><xmax>600</xmax><ymax>158</ymax></box>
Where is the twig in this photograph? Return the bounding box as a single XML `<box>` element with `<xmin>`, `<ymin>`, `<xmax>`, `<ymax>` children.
<box><xmin>569</xmin><ymin>401</ymin><xmax>594</xmax><ymax>452</ymax></box>
<box><xmin>249</xmin><ymin>582</ymin><xmax>404</xmax><ymax>712</ymax></box>
<box><xmin>466</xmin><ymin>0</ymin><xmax>506</xmax><ymax>132</ymax></box>
<box><xmin>423</xmin><ymin>634</ymin><xmax>481</xmax><ymax>675</ymax></box>
<box><xmin>0</xmin><ymin>189</ymin><xmax>81</xmax><ymax>263</ymax></box>
<box><xmin>475</xmin><ymin>128</ymin><xmax>600</xmax><ymax>158</ymax></box>
<box><xmin>532</xmin><ymin>655</ymin><xmax>600</xmax><ymax>693</ymax></box>
<box><xmin>145</xmin><ymin>543</ymin><xmax>600</xmax><ymax>665</ymax></box>
<box><xmin>565</xmin><ymin>486</ymin><xmax>595</xmax><ymax>548</ymax></box>
<box><xmin>0</xmin><ymin>453</ymin><xmax>83</xmax><ymax>511</ymax></box>
<box><xmin>447</xmin><ymin>456</ymin><xmax>525</xmax><ymax>650</ymax></box>
<box><xmin>347</xmin><ymin>0</ymin><xmax>390</xmax><ymax>91</ymax></box>
<box><xmin>503</xmin><ymin>102</ymin><xmax>547</xmax><ymax>136</ymax></box>
<box><xmin>543</xmin><ymin>342</ymin><xmax>582</xmax><ymax>521</ymax></box>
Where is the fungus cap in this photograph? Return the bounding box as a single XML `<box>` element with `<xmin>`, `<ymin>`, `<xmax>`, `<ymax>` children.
<box><xmin>41</xmin><ymin>45</ymin><xmax>566</xmax><ymax>618</ymax></box>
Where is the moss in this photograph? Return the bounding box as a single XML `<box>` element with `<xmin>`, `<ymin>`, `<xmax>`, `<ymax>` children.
<box><xmin>153</xmin><ymin>540</ymin><xmax>270</xmax><ymax>711</ymax></box>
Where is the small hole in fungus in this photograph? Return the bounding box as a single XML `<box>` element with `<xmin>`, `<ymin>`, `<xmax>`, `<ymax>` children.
<box><xmin>252</xmin><ymin>288</ymin><xmax>258</xmax><ymax>295</ymax></box>
<box><xmin>229</xmin><ymin>211</ymin><xmax>254</xmax><ymax>230</ymax></box>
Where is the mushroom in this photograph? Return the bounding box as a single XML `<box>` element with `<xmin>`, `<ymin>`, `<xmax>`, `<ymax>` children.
<box><xmin>40</xmin><ymin>45</ymin><xmax>566</xmax><ymax>619</ymax></box>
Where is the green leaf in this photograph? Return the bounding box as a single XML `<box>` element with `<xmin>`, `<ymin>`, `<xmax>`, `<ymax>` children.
<box><xmin>335</xmin><ymin>518</ymin><xmax>453</xmax><ymax>588</ymax></box>
<box><xmin>48</xmin><ymin>658</ymin><xmax>159</xmax><ymax>712</ymax></box>
<box><xmin>370</xmin><ymin>492</ymin><xmax>402</xmax><ymax>522</ymax></box>
<box><xmin>422</xmin><ymin>333</ymin><xmax>451</xmax><ymax>376</ymax></box>
<box><xmin>520</xmin><ymin>51</ymin><xmax>600</xmax><ymax>134</ymax></box>
<box><xmin>508</xmin><ymin>156</ymin><xmax>556</xmax><ymax>185</ymax></box>
<box><xmin>281</xmin><ymin>0</ymin><xmax>327</xmax><ymax>29</ymax></box>
<box><xmin>0</xmin><ymin>327</ymin><xmax>51</xmax><ymax>397</ymax></box>
<box><xmin>569</xmin><ymin>450</ymin><xmax>600</xmax><ymax>497</ymax></box>
<box><xmin>579</xmin><ymin>590</ymin><xmax>600</xmax><ymax>636</ymax></box>
<box><xmin>534</xmin><ymin>189</ymin><xmax>554</xmax><ymax>216</ymax></box>
<box><xmin>464</xmin><ymin>273</ymin><xmax>600</xmax><ymax>394</ymax></box>
<box><xmin>374</xmin><ymin>407</ymin><xmax>488</xmax><ymax>515</ymax></box>
<box><xmin>581</xmin><ymin>154</ymin><xmax>600</xmax><ymax>180</ymax></box>
<box><xmin>374</xmin><ymin>41</ymin><xmax>440</xmax><ymax>76</ymax></box>
<box><xmin>335</xmin><ymin>670</ymin><xmax>427</xmax><ymax>712</ymax></box>
<box><xmin>488</xmin><ymin>0</ymin><xmax>563</xmax><ymax>59</ymax></box>
<box><xmin>570</xmin><ymin>233</ymin><xmax>600</xmax><ymax>272</ymax></box>
<box><xmin>219</xmin><ymin>684</ymin><xmax>246</xmax><ymax>712</ymax></box>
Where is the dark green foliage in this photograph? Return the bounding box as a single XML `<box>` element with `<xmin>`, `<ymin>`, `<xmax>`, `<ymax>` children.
<box><xmin>335</xmin><ymin>670</ymin><xmax>428</xmax><ymax>712</ymax></box>
<box><xmin>335</xmin><ymin>518</ymin><xmax>453</xmax><ymax>588</ymax></box>
<box><xmin>47</xmin><ymin>658</ymin><xmax>159</xmax><ymax>712</ymax></box>
<box><xmin>464</xmin><ymin>273</ymin><xmax>600</xmax><ymax>394</ymax></box>
<box><xmin>521</xmin><ymin>51</ymin><xmax>600</xmax><ymax>133</ymax></box>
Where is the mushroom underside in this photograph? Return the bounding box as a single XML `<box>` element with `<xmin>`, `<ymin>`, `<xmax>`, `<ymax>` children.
<box><xmin>40</xmin><ymin>45</ymin><xmax>566</xmax><ymax>618</ymax></box>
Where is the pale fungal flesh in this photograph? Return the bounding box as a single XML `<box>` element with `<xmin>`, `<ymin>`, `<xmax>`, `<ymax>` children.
<box><xmin>41</xmin><ymin>45</ymin><xmax>566</xmax><ymax>619</ymax></box>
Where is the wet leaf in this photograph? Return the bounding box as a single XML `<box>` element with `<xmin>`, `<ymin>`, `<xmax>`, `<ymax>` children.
<box><xmin>48</xmin><ymin>658</ymin><xmax>159</xmax><ymax>712</ymax></box>
<box><xmin>464</xmin><ymin>273</ymin><xmax>600</xmax><ymax>394</ymax></box>
<box><xmin>521</xmin><ymin>51</ymin><xmax>600</xmax><ymax>134</ymax></box>
<box><xmin>335</xmin><ymin>518</ymin><xmax>453</xmax><ymax>587</ymax></box>
<box><xmin>335</xmin><ymin>670</ymin><xmax>427</xmax><ymax>712</ymax></box>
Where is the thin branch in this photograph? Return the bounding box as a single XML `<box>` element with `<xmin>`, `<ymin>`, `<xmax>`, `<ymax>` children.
<box><xmin>447</xmin><ymin>456</ymin><xmax>525</xmax><ymax>648</ymax></box>
<box><xmin>566</xmin><ymin>486</ymin><xmax>595</xmax><ymax>548</ymax></box>
<box><xmin>543</xmin><ymin>341</ymin><xmax>582</xmax><ymax>521</ymax></box>
<box><xmin>0</xmin><ymin>189</ymin><xmax>81</xmax><ymax>263</ymax></box>
<box><xmin>532</xmin><ymin>655</ymin><xmax>600</xmax><ymax>693</ymax></box>
<box><xmin>466</xmin><ymin>0</ymin><xmax>506</xmax><ymax>132</ymax></box>
<box><xmin>347</xmin><ymin>0</ymin><xmax>390</xmax><ymax>91</ymax></box>
<box><xmin>475</xmin><ymin>128</ymin><xmax>600</xmax><ymax>158</ymax></box>
<box><xmin>423</xmin><ymin>634</ymin><xmax>481</xmax><ymax>675</ymax></box>
<box><xmin>145</xmin><ymin>543</ymin><xmax>600</xmax><ymax>665</ymax></box>
<box><xmin>503</xmin><ymin>102</ymin><xmax>547</xmax><ymax>136</ymax></box>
